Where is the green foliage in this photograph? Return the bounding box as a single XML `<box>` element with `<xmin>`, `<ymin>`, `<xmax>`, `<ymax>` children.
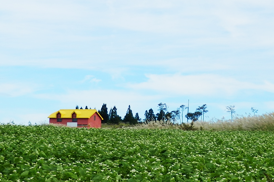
<box><xmin>134</xmin><ymin>113</ymin><xmax>141</xmax><ymax>122</ymax></box>
<box><xmin>167</xmin><ymin>110</ymin><xmax>180</xmax><ymax>123</ymax></box>
<box><xmin>0</xmin><ymin>124</ymin><xmax>274</xmax><ymax>181</ymax></box>
<box><xmin>123</xmin><ymin>105</ymin><xmax>138</xmax><ymax>125</ymax></box>
<box><xmin>98</xmin><ymin>103</ymin><xmax>109</xmax><ymax>123</ymax></box>
<box><xmin>109</xmin><ymin>106</ymin><xmax>121</xmax><ymax>124</ymax></box>
<box><xmin>156</xmin><ymin>110</ymin><xmax>165</xmax><ymax>121</ymax></box>
<box><xmin>197</xmin><ymin>104</ymin><xmax>208</xmax><ymax>121</ymax></box>
<box><xmin>185</xmin><ymin>111</ymin><xmax>202</xmax><ymax>122</ymax></box>
<box><xmin>144</xmin><ymin>110</ymin><xmax>149</xmax><ymax>122</ymax></box>
<box><xmin>147</xmin><ymin>108</ymin><xmax>156</xmax><ymax>122</ymax></box>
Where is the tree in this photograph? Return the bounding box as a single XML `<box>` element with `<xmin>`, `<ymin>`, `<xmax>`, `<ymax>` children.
<box><xmin>98</xmin><ymin>103</ymin><xmax>109</xmax><ymax>123</ymax></box>
<box><xmin>123</xmin><ymin>105</ymin><xmax>137</xmax><ymax>125</ymax></box>
<box><xmin>135</xmin><ymin>113</ymin><xmax>141</xmax><ymax>122</ymax></box>
<box><xmin>144</xmin><ymin>110</ymin><xmax>149</xmax><ymax>123</ymax></box>
<box><xmin>76</xmin><ymin>105</ymin><xmax>79</xmax><ymax>109</ymax></box>
<box><xmin>184</xmin><ymin>105</ymin><xmax>202</xmax><ymax>123</ymax></box>
<box><xmin>165</xmin><ymin>112</ymin><xmax>172</xmax><ymax>122</ymax></box>
<box><xmin>157</xmin><ymin>103</ymin><xmax>168</xmax><ymax>122</ymax></box>
<box><xmin>109</xmin><ymin>106</ymin><xmax>121</xmax><ymax>124</ymax></box>
<box><xmin>109</xmin><ymin>108</ymin><xmax>112</xmax><ymax>120</ymax></box>
<box><xmin>157</xmin><ymin>110</ymin><xmax>165</xmax><ymax>121</ymax></box>
<box><xmin>85</xmin><ymin>106</ymin><xmax>88</xmax><ymax>109</ymax></box>
<box><xmin>226</xmin><ymin>105</ymin><xmax>235</xmax><ymax>122</ymax></box>
<box><xmin>148</xmin><ymin>108</ymin><xmax>156</xmax><ymax>122</ymax></box>
<box><xmin>185</xmin><ymin>111</ymin><xmax>202</xmax><ymax>122</ymax></box>
<box><xmin>80</xmin><ymin>107</ymin><xmax>83</xmax><ymax>109</ymax></box>
<box><xmin>251</xmin><ymin>107</ymin><xmax>258</xmax><ymax>116</ymax></box>
<box><xmin>164</xmin><ymin>110</ymin><xmax>180</xmax><ymax>123</ymax></box>
<box><xmin>158</xmin><ymin>103</ymin><xmax>168</xmax><ymax>112</ymax></box>
<box><xmin>197</xmin><ymin>104</ymin><xmax>208</xmax><ymax>121</ymax></box>
<box><xmin>170</xmin><ymin>109</ymin><xmax>180</xmax><ymax>123</ymax></box>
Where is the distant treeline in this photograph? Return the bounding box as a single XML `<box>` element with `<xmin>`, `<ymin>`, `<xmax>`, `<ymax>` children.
<box><xmin>76</xmin><ymin>103</ymin><xmax>208</xmax><ymax>125</ymax></box>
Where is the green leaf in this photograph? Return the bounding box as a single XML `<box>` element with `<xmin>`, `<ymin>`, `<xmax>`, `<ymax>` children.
<box><xmin>245</xmin><ymin>176</ymin><xmax>252</xmax><ymax>181</ymax></box>
<box><xmin>21</xmin><ymin>171</ymin><xmax>29</xmax><ymax>177</ymax></box>
<box><xmin>57</xmin><ymin>165</ymin><xmax>63</xmax><ymax>171</ymax></box>
<box><xmin>92</xmin><ymin>175</ymin><xmax>104</xmax><ymax>181</ymax></box>
<box><xmin>40</xmin><ymin>151</ymin><xmax>46</xmax><ymax>157</ymax></box>
<box><xmin>79</xmin><ymin>168</ymin><xmax>86</xmax><ymax>176</ymax></box>
<box><xmin>64</xmin><ymin>172</ymin><xmax>78</xmax><ymax>179</ymax></box>
<box><xmin>0</xmin><ymin>155</ymin><xmax>4</xmax><ymax>162</ymax></box>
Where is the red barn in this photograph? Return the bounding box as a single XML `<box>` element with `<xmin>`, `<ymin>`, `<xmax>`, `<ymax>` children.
<box><xmin>48</xmin><ymin>109</ymin><xmax>103</xmax><ymax>128</ymax></box>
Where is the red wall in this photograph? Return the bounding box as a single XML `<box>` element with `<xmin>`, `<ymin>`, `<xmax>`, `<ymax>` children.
<box><xmin>87</xmin><ymin>112</ymin><xmax>101</xmax><ymax>128</ymax></box>
<box><xmin>49</xmin><ymin>113</ymin><xmax>102</xmax><ymax>128</ymax></box>
<box><xmin>50</xmin><ymin>118</ymin><xmax>78</xmax><ymax>126</ymax></box>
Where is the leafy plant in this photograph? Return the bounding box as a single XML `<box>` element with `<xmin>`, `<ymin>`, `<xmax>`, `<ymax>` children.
<box><xmin>0</xmin><ymin>124</ymin><xmax>274</xmax><ymax>181</ymax></box>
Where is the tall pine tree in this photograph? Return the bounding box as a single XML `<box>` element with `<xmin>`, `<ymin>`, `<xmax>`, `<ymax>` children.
<box><xmin>157</xmin><ymin>110</ymin><xmax>165</xmax><ymax>121</ymax></box>
<box><xmin>157</xmin><ymin>103</ymin><xmax>168</xmax><ymax>122</ymax></box>
<box><xmin>123</xmin><ymin>105</ymin><xmax>137</xmax><ymax>125</ymax></box>
<box><xmin>148</xmin><ymin>108</ymin><xmax>156</xmax><ymax>122</ymax></box>
<box><xmin>135</xmin><ymin>113</ymin><xmax>141</xmax><ymax>123</ymax></box>
<box><xmin>98</xmin><ymin>103</ymin><xmax>109</xmax><ymax>123</ymax></box>
<box><xmin>144</xmin><ymin>110</ymin><xmax>149</xmax><ymax>123</ymax></box>
<box><xmin>109</xmin><ymin>106</ymin><xmax>121</xmax><ymax>124</ymax></box>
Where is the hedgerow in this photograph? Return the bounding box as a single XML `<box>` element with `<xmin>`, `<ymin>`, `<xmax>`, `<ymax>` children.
<box><xmin>0</xmin><ymin>124</ymin><xmax>273</xmax><ymax>181</ymax></box>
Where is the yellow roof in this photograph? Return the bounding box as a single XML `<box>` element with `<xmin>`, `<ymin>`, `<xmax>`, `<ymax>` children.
<box><xmin>48</xmin><ymin>109</ymin><xmax>103</xmax><ymax>120</ymax></box>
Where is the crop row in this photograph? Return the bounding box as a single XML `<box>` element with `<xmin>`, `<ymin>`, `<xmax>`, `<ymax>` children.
<box><xmin>0</xmin><ymin>124</ymin><xmax>273</xmax><ymax>181</ymax></box>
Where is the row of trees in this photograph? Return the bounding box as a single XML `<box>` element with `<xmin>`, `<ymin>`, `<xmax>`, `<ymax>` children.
<box><xmin>98</xmin><ymin>104</ymin><xmax>140</xmax><ymax>125</ymax></box>
<box><xmin>226</xmin><ymin>106</ymin><xmax>259</xmax><ymax>122</ymax></box>
<box><xmin>77</xmin><ymin>104</ymin><xmax>259</xmax><ymax>124</ymax></box>
<box><xmin>143</xmin><ymin>103</ymin><xmax>208</xmax><ymax>124</ymax></box>
<box><xmin>75</xmin><ymin>103</ymin><xmax>208</xmax><ymax>125</ymax></box>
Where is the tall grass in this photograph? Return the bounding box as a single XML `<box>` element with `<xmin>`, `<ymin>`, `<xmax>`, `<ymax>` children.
<box><xmin>122</xmin><ymin>112</ymin><xmax>274</xmax><ymax>131</ymax></box>
<box><xmin>194</xmin><ymin>112</ymin><xmax>274</xmax><ymax>131</ymax></box>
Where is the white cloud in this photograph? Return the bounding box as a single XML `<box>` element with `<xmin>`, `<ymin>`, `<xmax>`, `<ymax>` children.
<box><xmin>0</xmin><ymin>57</ymin><xmax>97</xmax><ymax>69</ymax></box>
<box><xmin>126</xmin><ymin>58</ymin><xmax>233</xmax><ymax>73</ymax></box>
<box><xmin>1</xmin><ymin>0</ymin><xmax>273</xmax><ymax>38</ymax></box>
<box><xmin>127</xmin><ymin>74</ymin><xmax>274</xmax><ymax>96</ymax></box>
<box><xmin>34</xmin><ymin>89</ymin><xmax>164</xmax><ymax>116</ymax></box>
<box><xmin>35</xmin><ymin>89</ymin><xmax>162</xmax><ymax>104</ymax></box>
<box><xmin>0</xmin><ymin>0</ymin><xmax>85</xmax><ymax>22</ymax></box>
<box><xmin>91</xmin><ymin>78</ymin><xmax>101</xmax><ymax>83</ymax></box>
<box><xmin>264</xmin><ymin>101</ymin><xmax>274</xmax><ymax>111</ymax></box>
<box><xmin>81</xmin><ymin>75</ymin><xmax>102</xmax><ymax>83</ymax></box>
<box><xmin>0</xmin><ymin>83</ymin><xmax>39</xmax><ymax>97</ymax></box>
<box><xmin>0</xmin><ymin>0</ymin><xmax>274</xmax><ymax>70</ymax></box>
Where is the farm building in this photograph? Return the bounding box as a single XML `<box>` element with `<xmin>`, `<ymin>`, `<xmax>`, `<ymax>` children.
<box><xmin>48</xmin><ymin>109</ymin><xmax>103</xmax><ymax>128</ymax></box>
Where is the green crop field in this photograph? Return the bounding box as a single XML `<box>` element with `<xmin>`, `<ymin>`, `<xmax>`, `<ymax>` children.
<box><xmin>0</xmin><ymin>124</ymin><xmax>273</xmax><ymax>181</ymax></box>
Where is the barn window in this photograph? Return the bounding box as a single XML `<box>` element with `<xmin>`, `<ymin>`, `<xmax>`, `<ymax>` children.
<box><xmin>94</xmin><ymin>115</ymin><xmax>96</xmax><ymax>120</ymax></box>
<box><xmin>57</xmin><ymin>113</ymin><xmax>62</xmax><ymax>122</ymax></box>
<box><xmin>72</xmin><ymin>112</ymin><xmax>77</xmax><ymax>122</ymax></box>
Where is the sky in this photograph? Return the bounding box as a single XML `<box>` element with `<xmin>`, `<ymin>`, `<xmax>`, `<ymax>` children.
<box><xmin>1</xmin><ymin>0</ymin><xmax>274</xmax><ymax>125</ymax></box>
